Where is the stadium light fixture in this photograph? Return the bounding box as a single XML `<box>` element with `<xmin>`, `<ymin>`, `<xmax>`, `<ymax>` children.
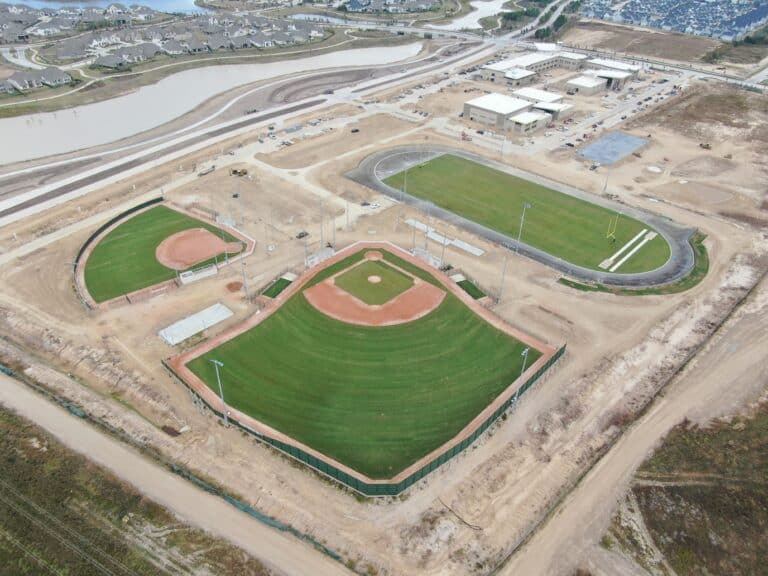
<box><xmin>209</xmin><ymin>359</ymin><xmax>227</xmax><ymax>426</ymax></box>
<box><xmin>516</xmin><ymin>202</ymin><xmax>532</xmax><ymax>254</ymax></box>
<box><xmin>514</xmin><ymin>347</ymin><xmax>530</xmax><ymax>404</ymax></box>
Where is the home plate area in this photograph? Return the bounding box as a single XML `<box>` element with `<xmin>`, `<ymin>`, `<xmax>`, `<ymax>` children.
<box><xmin>303</xmin><ymin>250</ymin><xmax>446</xmax><ymax>326</ymax></box>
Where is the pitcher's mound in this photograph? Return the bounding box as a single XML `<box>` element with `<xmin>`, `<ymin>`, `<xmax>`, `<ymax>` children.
<box><xmin>156</xmin><ymin>228</ymin><xmax>241</xmax><ymax>270</ymax></box>
<box><xmin>368</xmin><ymin>275</ymin><xmax>382</xmax><ymax>284</ymax></box>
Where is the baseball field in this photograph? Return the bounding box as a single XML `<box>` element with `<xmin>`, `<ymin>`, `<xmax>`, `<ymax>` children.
<box><xmin>186</xmin><ymin>248</ymin><xmax>542</xmax><ymax>479</ymax></box>
<box><xmin>383</xmin><ymin>154</ymin><xmax>671</xmax><ymax>273</ymax></box>
<box><xmin>83</xmin><ymin>205</ymin><xmax>243</xmax><ymax>303</ymax></box>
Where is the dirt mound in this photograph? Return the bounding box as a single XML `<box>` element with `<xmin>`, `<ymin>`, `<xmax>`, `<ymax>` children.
<box><xmin>671</xmin><ymin>156</ymin><xmax>736</xmax><ymax>178</ymax></box>
<box><xmin>226</xmin><ymin>281</ymin><xmax>243</xmax><ymax>292</ymax></box>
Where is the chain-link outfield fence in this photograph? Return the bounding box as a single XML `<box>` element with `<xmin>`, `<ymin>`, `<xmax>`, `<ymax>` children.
<box><xmin>164</xmin><ymin>344</ymin><xmax>566</xmax><ymax>497</ymax></box>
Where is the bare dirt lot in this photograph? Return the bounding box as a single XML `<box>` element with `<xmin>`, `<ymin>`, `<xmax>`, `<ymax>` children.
<box><xmin>561</xmin><ymin>20</ymin><xmax>723</xmax><ymax>62</ymax></box>
<box><xmin>0</xmin><ymin>67</ymin><xmax>766</xmax><ymax>576</ymax></box>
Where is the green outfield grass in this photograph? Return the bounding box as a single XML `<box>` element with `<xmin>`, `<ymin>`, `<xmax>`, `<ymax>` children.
<box><xmin>84</xmin><ymin>206</ymin><xmax>241</xmax><ymax>303</ymax></box>
<box><xmin>334</xmin><ymin>259</ymin><xmax>414</xmax><ymax>305</ymax></box>
<box><xmin>384</xmin><ymin>155</ymin><xmax>671</xmax><ymax>273</ymax></box>
<box><xmin>188</xmin><ymin>249</ymin><xmax>541</xmax><ymax>479</ymax></box>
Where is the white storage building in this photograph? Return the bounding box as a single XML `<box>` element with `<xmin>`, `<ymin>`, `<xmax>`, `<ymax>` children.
<box><xmin>566</xmin><ymin>75</ymin><xmax>606</xmax><ymax>95</ymax></box>
<box><xmin>512</xmin><ymin>87</ymin><xmax>563</xmax><ymax>104</ymax></box>
<box><xmin>509</xmin><ymin>110</ymin><xmax>552</xmax><ymax>134</ymax></box>
<box><xmin>463</xmin><ymin>93</ymin><xmax>532</xmax><ymax>130</ymax></box>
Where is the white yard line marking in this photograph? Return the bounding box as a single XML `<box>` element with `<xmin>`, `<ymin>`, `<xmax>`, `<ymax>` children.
<box><xmin>609</xmin><ymin>231</ymin><xmax>657</xmax><ymax>272</ymax></box>
<box><xmin>599</xmin><ymin>228</ymin><xmax>647</xmax><ymax>269</ymax></box>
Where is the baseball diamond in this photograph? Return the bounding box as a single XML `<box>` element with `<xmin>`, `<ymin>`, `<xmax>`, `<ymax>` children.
<box><xmin>167</xmin><ymin>242</ymin><xmax>560</xmax><ymax>491</ymax></box>
<box><xmin>78</xmin><ymin>204</ymin><xmax>251</xmax><ymax>305</ymax></box>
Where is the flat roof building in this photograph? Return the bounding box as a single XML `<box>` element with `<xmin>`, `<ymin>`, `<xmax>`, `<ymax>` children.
<box><xmin>504</xmin><ymin>67</ymin><xmax>536</xmax><ymax>87</ymax></box>
<box><xmin>463</xmin><ymin>93</ymin><xmax>532</xmax><ymax>130</ymax></box>
<box><xmin>513</xmin><ymin>87</ymin><xmax>563</xmax><ymax>104</ymax></box>
<box><xmin>584</xmin><ymin>68</ymin><xmax>634</xmax><ymax>90</ymax></box>
<box><xmin>532</xmin><ymin>101</ymin><xmax>573</xmax><ymax>120</ymax></box>
<box><xmin>566</xmin><ymin>75</ymin><xmax>606</xmax><ymax>95</ymax></box>
<box><xmin>587</xmin><ymin>57</ymin><xmax>641</xmax><ymax>73</ymax></box>
<box><xmin>509</xmin><ymin>110</ymin><xmax>551</xmax><ymax>134</ymax></box>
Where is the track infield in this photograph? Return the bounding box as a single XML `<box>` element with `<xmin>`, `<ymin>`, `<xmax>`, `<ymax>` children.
<box><xmin>171</xmin><ymin>243</ymin><xmax>557</xmax><ymax>484</ymax></box>
<box><xmin>82</xmin><ymin>205</ymin><xmax>245</xmax><ymax>304</ymax></box>
<box><xmin>383</xmin><ymin>154</ymin><xmax>671</xmax><ymax>273</ymax></box>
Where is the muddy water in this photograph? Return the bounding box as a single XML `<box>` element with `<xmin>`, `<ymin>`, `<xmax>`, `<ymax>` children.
<box><xmin>0</xmin><ymin>43</ymin><xmax>422</xmax><ymax>165</ymax></box>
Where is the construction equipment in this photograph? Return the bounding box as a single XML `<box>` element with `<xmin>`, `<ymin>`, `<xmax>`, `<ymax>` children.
<box><xmin>700</xmin><ymin>142</ymin><xmax>712</xmax><ymax>150</ymax></box>
<box><xmin>229</xmin><ymin>168</ymin><xmax>248</xmax><ymax>177</ymax></box>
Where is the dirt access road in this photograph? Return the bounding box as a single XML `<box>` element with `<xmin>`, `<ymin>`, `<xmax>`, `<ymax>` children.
<box><xmin>500</xmin><ymin>272</ymin><xmax>768</xmax><ymax>575</ymax></box>
<box><xmin>0</xmin><ymin>373</ymin><xmax>350</xmax><ymax>576</ymax></box>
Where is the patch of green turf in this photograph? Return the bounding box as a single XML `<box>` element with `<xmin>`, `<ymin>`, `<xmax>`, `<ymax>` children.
<box><xmin>383</xmin><ymin>154</ymin><xmax>671</xmax><ymax>273</ymax></box>
<box><xmin>262</xmin><ymin>277</ymin><xmax>293</xmax><ymax>298</ymax></box>
<box><xmin>558</xmin><ymin>233</ymin><xmax>709</xmax><ymax>295</ymax></box>
<box><xmin>334</xmin><ymin>259</ymin><xmax>414</xmax><ymax>305</ymax></box>
<box><xmin>457</xmin><ymin>279</ymin><xmax>485</xmax><ymax>299</ymax></box>
<box><xmin>188</xmin><ymin>249</ymin><xmax>541</xmax><ymax>479</ymax></box>
<box><xmin>84</xmin><ymin>205</ymin><xmax>241</xmax><ymax>303</ymax></box>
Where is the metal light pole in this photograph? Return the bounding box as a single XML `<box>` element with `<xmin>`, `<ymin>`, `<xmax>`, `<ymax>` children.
<box><xmin>514</xmin><ymin>347</ymin><xmax>530</xmax><ymax>404</ymax></box>
<box><xmin>516</xmin><ymin>202</ymin><xmax>532</xmax><ymax>253</ymax></box>
<box><xmin>319</xmin><ymin>198</ymin><xmax>324</xmax><ymax>247</ymax></box>
<box><xmin>440</xmin><ymin>234</ymin><xmax>447</xmax><ymax>267</ymax></box>
<box><xmin>210</xmin><ymin>359</ymin><xmax>227</xmax><ymax>426</ymax></box>
<box><xmin>498</xmin><ymin>247</ymin><xmax>509</xmax><ymax>303</ymax></box>
<box><xmin>240</xmin><ymin>251</ymin><xmax>249</xmax><ymax>301</ymax></box>
<box><xmin>520</xmin><ymin>347</ymin><xmax>530</xmax><ymax>376</ymax></box>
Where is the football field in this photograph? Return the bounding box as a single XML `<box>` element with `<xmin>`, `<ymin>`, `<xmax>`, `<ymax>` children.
<box><xmin>383</xmin><ymin>154</ymin><xmax>671</xmax><ymax>273</ymax></box>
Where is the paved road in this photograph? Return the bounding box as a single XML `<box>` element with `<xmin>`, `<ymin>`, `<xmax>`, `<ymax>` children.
<box><xmin>348</xmin><ymin>144</ymin><xmax>696</xmax><ymax>287</ymax></box>
<box><xmin>0</xmin><ymin>39</ymin><xmax>497</xmax><ymax>228</ymax></box>
<box><xmin>0</xmin><ymin>373</ymin><xmax>351</xmax><ymax>576</ymax></box>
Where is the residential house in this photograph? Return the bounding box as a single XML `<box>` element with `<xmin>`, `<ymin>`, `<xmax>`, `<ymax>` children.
<box><xmin>162</xmin><ymin>39</ymin><xmax>185</xmax><ymax>55</ymax></box>
<box><xmin>93</xmin><ymin>53</ymin><xmax>126</xmax><ymax>68</ymax></box>
<box><xmin>8</xmin><ymin>70</ymin><xmax>43</xmax><ymax>91</ymax></box>
<box><xmin>39</xmin><ymin>66</ymin><xmax>71</xmax><ymax>86</ymax></box>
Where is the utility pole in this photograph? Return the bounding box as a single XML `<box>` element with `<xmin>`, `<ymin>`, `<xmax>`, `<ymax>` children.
<box><xmin>498</xmin><ymin>248</ymin><xmax>509</xmax><ymax>303</ymax></box>
<box><xmin>440</xmin><ymin>234</ymin><xmax>447</xmax><ymax>267</ymax></box>
<box><xmin>210</xmin><ymin>359</ymin><xmax>228</xmax><ymax>426</ymax></box>
<box><xmin>516</xmin><ymin>202</ymin><xmax>532</xmax><ymax>253</ymax></box>
<box><xmin>240</xmin><ymin>252</ymin><xmax>249</xmax><ymax>301</ymax></box>
<box><xmin>514</xmin><ymin>347</ymin><xmax>530</xmax><ymax>404</ymax></box>
<box><xmin>319</xmin><ymin>198</ymin><xmax>324</xmax><ymax>247</ymax></box>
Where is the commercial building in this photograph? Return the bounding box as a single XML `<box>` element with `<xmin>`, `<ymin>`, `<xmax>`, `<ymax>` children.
<box><xmin>503</xmin><ymin>67</ymin><xmax>536</xmax><ymax>87</ymax></box>
<box><xmin>584</xmin><ymin>68</ymin><xmax>634</xmax><ymax>90</ymax></box>
<box><xmin>587</xmin><ymin>57</ymin><xmax>641</xmax><ymax>78</ymax></box>
<box><xmin>512</xmin><ymin>87</ymin><xmax>563</xmax><ymax>104</ymax></box>
<box><xmin>463</xmin><ymin>93</ymin><xmax>532</xmax><ymax>130</ymax></box>
<box><xmin>509</xmin><ymin>110</ymin><xmax>552</xmax><ymax>134</ymax></box>
<box><xmin>532</xmin><ymin>101</ymin><xmax>573</xmax><ymax>121</ymax></box>
<box><xmin>480</xmin><ymin>51</ymin><xmax>588</xmax><ymax>82</ymax></box>
<box><xmin>566</xmin><ymin>75</ymin><xmax>606</xmax><ymax>95</ymax></box>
